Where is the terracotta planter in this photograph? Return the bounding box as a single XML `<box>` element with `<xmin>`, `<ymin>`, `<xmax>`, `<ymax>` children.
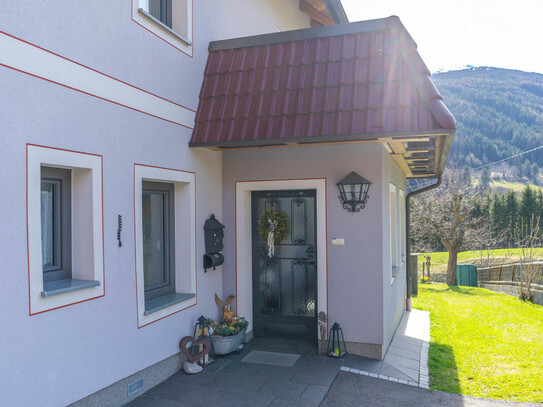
<box><xmin>210</xmin><ymin>327</ymin><xmax>246</xmax><ymax>355</ymax></box>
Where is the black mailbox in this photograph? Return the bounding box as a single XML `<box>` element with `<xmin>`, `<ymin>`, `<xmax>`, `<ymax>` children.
<box><xmin>203</xmin><ymin>253</ymin><xmax>224</xmax><ymax>270</ymax></box>
<box><xmin>203</xmin><ymin>214</ymin><xmax>225</xmax><ymax>271</ymax></box>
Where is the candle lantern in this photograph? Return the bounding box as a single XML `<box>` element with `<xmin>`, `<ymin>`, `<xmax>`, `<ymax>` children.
<box><xmin>191</xmin><ymin>315</ymin><xmax>213</xmax><ymax>366</ymax></box>
<box><xmin>327</xmin><ymin>322</ymin><xmax>347</xmax><ymax>358</ymax></box>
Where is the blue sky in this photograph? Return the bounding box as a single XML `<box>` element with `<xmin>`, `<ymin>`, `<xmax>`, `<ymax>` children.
<box><xmin>342</xmin><ymin>0</ymin><xmax>543</xmax><ymax>74</ymax></box>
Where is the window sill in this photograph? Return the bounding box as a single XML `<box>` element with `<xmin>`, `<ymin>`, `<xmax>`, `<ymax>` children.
<box><xmin>42</xmin><ymin>279</ymin><xmax>100</xmax><ymax>298</ymax></box>
<box><xmin>137</xmin><ymin>8</ymin><xmax>191</xmax><ymax>46</ymax></box>
<box><xmin>144</xmin><ymin>293</ymin><xmax>196</xmax><ymax>315</ymax></box>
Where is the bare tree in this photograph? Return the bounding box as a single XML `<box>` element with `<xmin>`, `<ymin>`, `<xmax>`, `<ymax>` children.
<box><xmin>478</xmin><ymin>227</ymin><xmax>506</xmax><ymax>268</ymax></box>
<box><xmin>410</xmin><ymin>168</ymin><xmax>497</xmax><ymax>285</ymax></box>
<box><xmin>514</xmin><ymin>216</ymin><xmax>543</xmax><ymax>301</ymax></box>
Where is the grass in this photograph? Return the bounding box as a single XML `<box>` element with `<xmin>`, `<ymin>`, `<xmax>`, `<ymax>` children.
<box><xmin>417</xmin><ymin>248</ymin><xmax>543</xmax><ymax>273</ymax></box>
<box><xmin>489</xmin><ymin>180</ymin><xmax>525</xmax><ymax>192</ymax></box>
<box><xmin>472</xmin><ymin>179</ymin><xmax>543</xmax><ymax>193</ymax></box>
<box><xmin>412</xmin><ymin>284</ymin><xmax>543</xmax><ymax>403</ymax></box>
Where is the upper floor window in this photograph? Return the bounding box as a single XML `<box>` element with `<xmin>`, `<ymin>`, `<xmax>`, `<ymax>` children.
<box><xmin>148</xmin><ymin>0</ymin><xmax>172</xmax><ymax>28</ymax></box>
<box><xmin>135</xmin><ymin>0</ymin><xmax>192</xmax><ymax>53</ymax></box>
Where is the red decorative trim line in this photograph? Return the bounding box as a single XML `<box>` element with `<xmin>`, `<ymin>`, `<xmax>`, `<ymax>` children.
<box><xmin>0</xmin><ymin>31</ymin><xmax>195</xmax><ymax>112</ymax></box>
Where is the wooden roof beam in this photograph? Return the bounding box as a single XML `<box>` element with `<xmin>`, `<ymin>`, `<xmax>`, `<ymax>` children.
<box><xmin>299</xmin><ymin>0</ymin><xmax>335</xmax><ymax>26</ymax></box>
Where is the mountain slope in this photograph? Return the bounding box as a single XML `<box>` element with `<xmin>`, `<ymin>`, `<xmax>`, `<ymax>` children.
<box><xmin>432</xmin><ymin>68</ymin><xmax>543</xmax><ymax>175</ymax></box>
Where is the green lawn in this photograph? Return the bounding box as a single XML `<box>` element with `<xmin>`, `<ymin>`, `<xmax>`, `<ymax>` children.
<box><xmin>412</xmin><ymin>284</ymin><xmax>543</xmax><ymax>403</ymax></box>
<box><xmin>472</xmin><ymin>179</ymin><xmax>543</xmax><ymax>193</ymax></box>
<box><xmin>417</xmin><ymin>248</ymin><xmax>543</xmax><ymax>273</ymax></box>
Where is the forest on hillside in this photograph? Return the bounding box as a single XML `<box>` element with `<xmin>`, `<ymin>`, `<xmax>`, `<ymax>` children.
<box><xmin>433</xmin><ymin>68</ymin><xmax>543</xmax><ymax>180</ymax></box>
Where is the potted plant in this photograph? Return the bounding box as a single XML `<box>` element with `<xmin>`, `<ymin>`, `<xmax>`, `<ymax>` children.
<box><xmin>208</xmin><ymin>316</ymin><xmax>249</xmax><ymax>355</ymax></box>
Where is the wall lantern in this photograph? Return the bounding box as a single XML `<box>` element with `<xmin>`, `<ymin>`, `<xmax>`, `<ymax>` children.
<box><xmin>336</xmin><ymin>171</ymin><xmax>371</xmax><ymax>212</ymax></box>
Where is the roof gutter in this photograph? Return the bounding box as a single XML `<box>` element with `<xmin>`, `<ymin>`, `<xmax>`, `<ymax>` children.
<box><xmin>324</xmin><ymin>0</ymin><xmax>349</xmax><ymax>23</ymax></box>
<box><xmin>405</xmin><ymin>173</ymin><xmax>442</xmax><ymax>306</ymax></box>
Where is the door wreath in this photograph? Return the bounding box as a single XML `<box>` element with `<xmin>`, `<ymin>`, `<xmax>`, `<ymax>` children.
<box><xmin>257</xmin><ymin>210</ymin><xmax>289</xmax><ymax>257</ymax></box>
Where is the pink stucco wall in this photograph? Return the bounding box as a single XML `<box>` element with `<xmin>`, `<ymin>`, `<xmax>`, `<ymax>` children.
<box><xmin>222</xmin><ymin>143</ymin><xmax>400</xmax><ymax>348</ymax></box>
<box><xmin>0</xmin><ymin>1</ymin><xmax>311</xmax><ymax>405</ymax></box>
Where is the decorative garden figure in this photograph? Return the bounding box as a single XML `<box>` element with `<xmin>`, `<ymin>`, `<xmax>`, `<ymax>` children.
<box><xmin>214</xmin><ymin>293</ymin><xmax>235</xmax><ymax>323</ymax></box>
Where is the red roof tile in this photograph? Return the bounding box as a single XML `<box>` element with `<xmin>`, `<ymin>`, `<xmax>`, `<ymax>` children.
<box><xmin>190</xmin><ymin>17</ymin><xmax>455</xmax><ymax>176</ymax></box>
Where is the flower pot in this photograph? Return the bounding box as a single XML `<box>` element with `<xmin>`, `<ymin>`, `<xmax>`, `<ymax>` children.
<box><xmin>210</xmin><ymin>327</ymin><xmax>246</xmax><ymax>355</ymax></box>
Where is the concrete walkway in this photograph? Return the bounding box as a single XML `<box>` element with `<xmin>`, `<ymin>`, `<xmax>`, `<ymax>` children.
<box><xmin>126</xmin><ymin>310</ymin><xmax>538</xmax><ymax>406</ymax></box>
<box><xmin>341</xmin><ymin>309</ymin><xmax>430</xmax><ymax>388</ymax></box>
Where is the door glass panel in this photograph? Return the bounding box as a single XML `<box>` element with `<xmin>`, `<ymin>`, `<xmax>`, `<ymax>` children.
<box><xmin>291</xmin><ymin>197</ymin><xmax>307</xmax><ymax>244</ymax></box>
<box><xmin>259</xmin><ymin>258</ymin><xmax>281</xmax><ymax>314</ymax></box>
<box><xmin>143</xmin><ymin>191</ymin><xmax>167</xmax><ymax>288</ymax></box>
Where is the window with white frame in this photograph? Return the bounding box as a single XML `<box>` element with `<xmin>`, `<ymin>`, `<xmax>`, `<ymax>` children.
<box><xmin>135</xmin><ymin>0</ymin><xmax>192</xmax><ymax>50</ymax></box>
<box><xmin>27</xmin><ymin>145</ymin><xmax>104</xmax><ymax>315</ymax></box>
<box><xmin>390</xmin><ymin>183</ymin><xmax>399</xmax><ymax>279</ymax></box>
<box><xmin>399</xmin><ymin>189</ymin><xmax>406</xmax><ymax>265</ymax></box>
<box><xmin>134</xmin><ymin>164</ymin><xmax>196</xmax><ymax>327</ymax></box>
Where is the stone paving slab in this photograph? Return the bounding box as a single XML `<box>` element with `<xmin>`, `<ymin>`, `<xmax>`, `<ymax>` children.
<box><xmin>126</xmin><ymin>339</ymin><xmax>336</xmax><ymax>407</ymax></box>
<box><xmin>300</xmin><ymin>384</ymin><xmax>329</xmax><ymax>404</ymax></box>
<box><xmin>341</xmin><ymin>309</ymin><xmax>431</xmax><ymax>388</ymax></box>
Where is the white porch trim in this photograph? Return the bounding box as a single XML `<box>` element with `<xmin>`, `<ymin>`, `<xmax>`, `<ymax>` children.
<box><xmin>235</xmin><ymin>178</ymin><xmax>328</xmax><ymax>338</ymax></box>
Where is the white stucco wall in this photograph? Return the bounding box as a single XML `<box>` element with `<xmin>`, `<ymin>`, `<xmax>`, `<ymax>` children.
<box><xmin>0</xmin><ymin>1</ymin><xmax>311</xmax><ymax>405</ymax></box>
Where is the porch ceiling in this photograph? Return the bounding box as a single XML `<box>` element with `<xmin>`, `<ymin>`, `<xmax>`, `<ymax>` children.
<box><xmin>189</xmin><ymin>16</ymin><xmax>456</xmax><ymax>178</ymax></box>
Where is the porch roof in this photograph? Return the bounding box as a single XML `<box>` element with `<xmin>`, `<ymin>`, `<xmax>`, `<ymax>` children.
<box><xmin>189</xmin><ymin>16</ymin><xmax>456</xmax><ymax>178</ymax></box>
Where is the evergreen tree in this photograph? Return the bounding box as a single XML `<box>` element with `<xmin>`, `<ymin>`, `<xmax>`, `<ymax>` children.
<box><xmin>520</xmin><ymin>185</ymin><xmax>537</xmax><ymax>234</ymax></box>
<box><xmin>490</xmin><ymin>193</ymin><xmax>505</xmax><ymax>234</ymax></box>
<box><xmin>537</xmin><ymin>190</ymin><xmax>543</xmax><ymax>223</ymax></box>
<box><xmin>481</xmin><ymin>168</ymin><xmax>490</xmax><ymax>190</ymax></box>
<box><xmin>504</xmin><ymin>191</ymin><xmax>518</xmax><ymax>246</ymax></box>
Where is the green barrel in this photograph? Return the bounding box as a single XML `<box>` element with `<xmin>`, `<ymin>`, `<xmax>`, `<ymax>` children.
<box><xmin>456</xmin><ymin>264</ymin><xmax>477</xmax><ymax>287</ymax></box>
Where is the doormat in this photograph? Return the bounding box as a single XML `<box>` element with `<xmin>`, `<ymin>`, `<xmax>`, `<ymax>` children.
<box><xmin>241</xmin><ymin>351</ymin><xmax>300</xmax><ymax>367</ymax></box>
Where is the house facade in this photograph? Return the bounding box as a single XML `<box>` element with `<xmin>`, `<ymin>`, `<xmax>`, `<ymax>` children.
<box><xmin>0</xmin><ymin>1</ymin><xmax>454</xmax><ymax>405</ymax></box>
